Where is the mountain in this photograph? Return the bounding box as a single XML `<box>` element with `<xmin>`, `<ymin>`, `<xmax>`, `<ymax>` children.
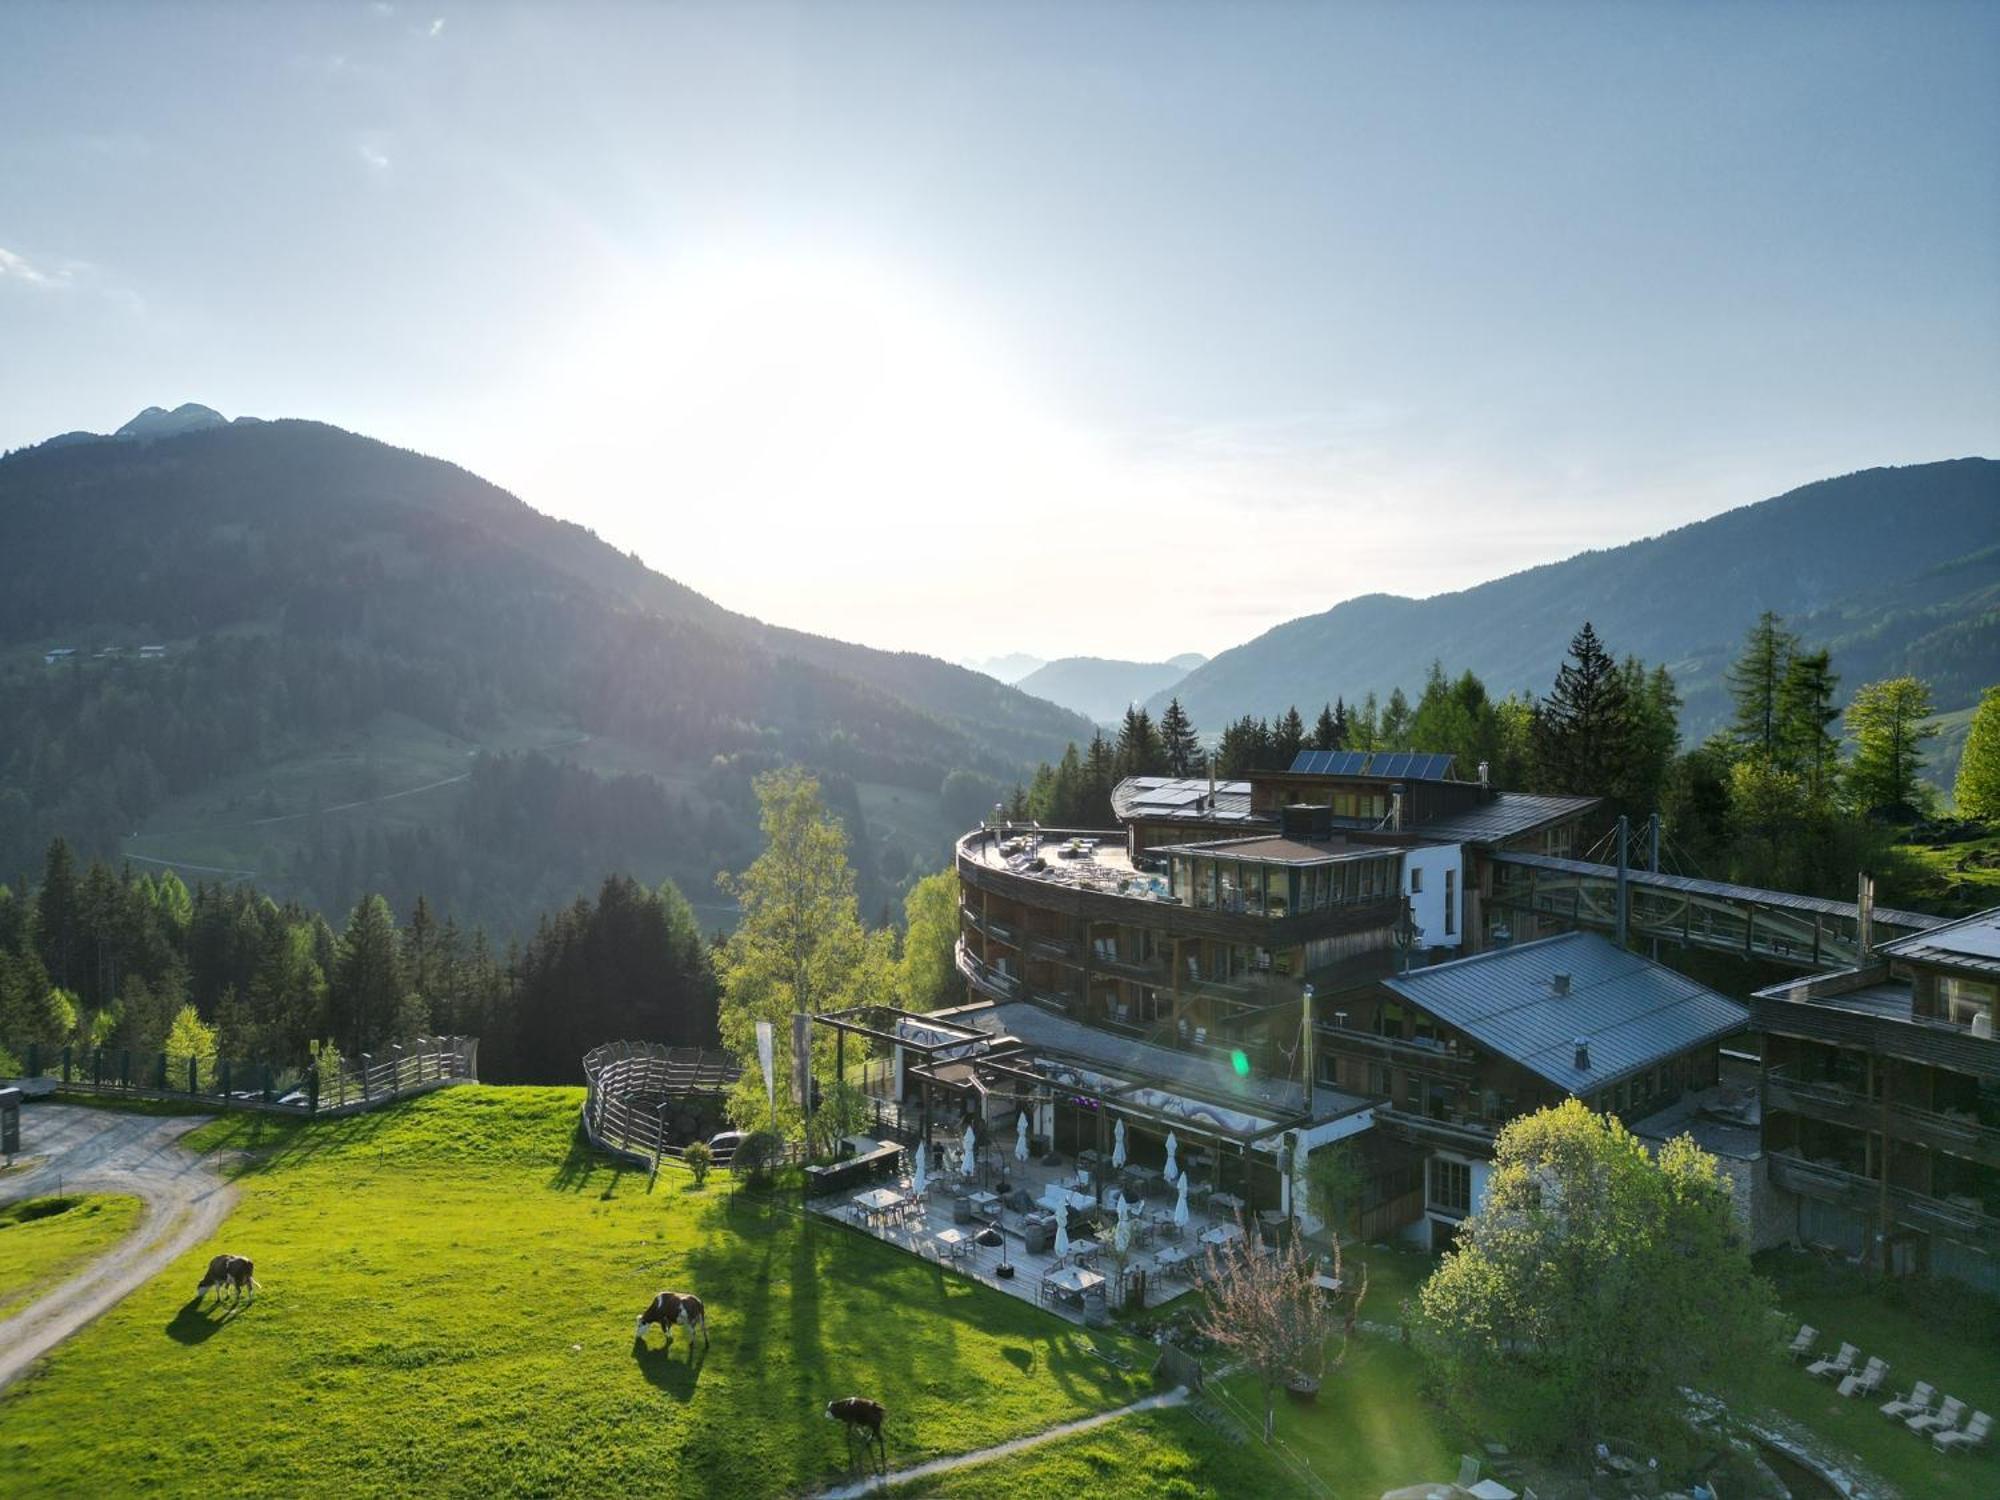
<box><xmin>0</xmin><ymin>412</ymin><xmax>1093</xmax><ymax>932</ymax></box>
<box><xmin>1166</xmin><ymin>652</ymin><xmax>1208</xmax><ymax>672</ymax></box>
<box><xmin>113</xmin><ymin>403</ymin><xmax>230</xmax><ymax>441</ymax></box>
<box><xmin>1149</xmin><ymin>461</ymin><xmax>2000</xmax><ymax>770</ymax></box>
<box><xmin>1017</xmin><ymin>654</ymin><xmax>1205</xmax><ymax>724</ymax></box>
<box><xmin>963</xmin><ymin>652</ymin><xmax>1048</xmax><ymax>684</ymax></box>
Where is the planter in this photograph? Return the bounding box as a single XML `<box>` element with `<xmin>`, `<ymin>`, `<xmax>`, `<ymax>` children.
<box><xmin>1285</xmin><ymin>1373</ymin><xmax>1321</xmax><ymax>1402</ymax></box>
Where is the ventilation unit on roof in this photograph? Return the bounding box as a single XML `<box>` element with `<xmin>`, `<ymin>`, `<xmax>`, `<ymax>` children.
<box><xmin>1574</xmin><ymin>1037</ymin><xmax>1591</xmax><ymax>1071</ymax></box>
<box><xmin>1551</xmin><ymin>971</ymin><xmax>1571</xmax><ymax>997</ymax></box>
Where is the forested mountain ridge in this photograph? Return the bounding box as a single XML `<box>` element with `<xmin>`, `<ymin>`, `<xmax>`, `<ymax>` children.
<box><xmin>0</xmin><ymin>416</ymin><xmax>1091</xmax><ymax>930</ymax></box>
<box><xmin>1150</xmin><ymin>460</ymin><xmax>2000</xmax><ymax>741</ymax></box>
<box><xmin>1015</xmin><ymin>653</ymin><xmax>1204</xmax><ymax>724</ymax></box>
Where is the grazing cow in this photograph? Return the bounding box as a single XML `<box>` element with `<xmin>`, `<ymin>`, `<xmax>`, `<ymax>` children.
<box><xmin>195</xmin><ymin>1254</ymin><xmax>259</xmax><ymax>1306</ymax></box>
<box><xmin>826</xmin><ymin>1396</ymin><xmax>887</xmax><ymax>1466</ymax></box>
<box><xmin>634</xmin><ymin>1290</ymin><xmax>710</xmax><ymax>1351</ymax></box>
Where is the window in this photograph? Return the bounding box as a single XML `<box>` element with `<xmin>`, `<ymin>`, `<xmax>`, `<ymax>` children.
<box><xmin>1410</xmin><ymin>866</ymin><xmax>1424</xmax><ymax>894</ymax></box>
<box><xmin>1443</xmin><ymin>868</ymin><xmax>1456</xmax><ymax>936</ymax></box>
<box><xmin>1428</xmin><ymin>1157</ymin><xmax>1472</xmax><ymax>1217</ymax></box>
<box><xmin>1942</xmin><ymin>977</ymin><xmax>1996</xmax><ymax>1030</ymax></box>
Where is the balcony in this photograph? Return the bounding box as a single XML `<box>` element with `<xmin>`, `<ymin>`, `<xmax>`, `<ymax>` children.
<box><xmin>1750</xmin><ymin>991</ymin><xmax>2000</xmax><ymax>1080</ymax></box>
<box><xmin>1375</xmin><ymin>1105</ymin><xmax>1498</xmax><ymax>1155</ymax></box>
<box><xmin>1767</xmin><ymin>1151</ymin><xmax>2000</xmax><ymax>1247</ymax></box>
<box><xmin>1316</xmin><ymin>1024</ymin><xmax>1476</xmax><ymax>1078</ymax></box>
<box><xmin>1765</xmin><ymin>1068</ymin><xmax>2000</xmax><ymax>1168</ymax></box>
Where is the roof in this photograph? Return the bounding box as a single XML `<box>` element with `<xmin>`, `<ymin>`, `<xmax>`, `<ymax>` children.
<box><xmin>1111</xmin><ymin>776</ymin><xmax>1263</xmax><ymax>825</ymax></box>
<box><xmin>1493</xmin><ymin>852</ymin><xmax>1946</xmax><ymax>930</ymax></box>
<box><xmin>1414</xmin><ymin>793</ymin><xmax>1601</xmax><ymax>846</ymax></box>
<box><xmin>1383</xmin><ymin>931</ymin><xmax>1750</xmax><ymax>1094</ymax></box>
<box><xmin>1288</xmin><ymin>750</ymin><xmax>1458</xmax><ymax>781</ymax></box>
<box><xmin>965</xmin><ymin>1000</ymin><xmax>1371</xmax><ymax>1128</ymax></box>
<box><xmin>1876</xmin><ymin>905</ymin><xmax>2000</xmax><ymax>976</ymax></box>
<box><xmin>1158</xmin><ymin>834</ymin><xmax>1401</xmax><ymax>867</ymax></box>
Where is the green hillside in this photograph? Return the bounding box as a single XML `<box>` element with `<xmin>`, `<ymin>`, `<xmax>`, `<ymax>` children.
<box><xmin>0</xmin><ymin>1091</ymin><xmax>1155</xmax><ymax>1499</ymax></box>
<box><xmin>1151</xmin><ymin>460</ymin><xmax>2000</xmax><ymax>768</ymax></box>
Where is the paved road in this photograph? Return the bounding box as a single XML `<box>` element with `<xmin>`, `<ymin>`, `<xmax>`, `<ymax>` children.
<box><xmin>0</xmin><ymin>1104</ymin><xmax>237</xmax><ymax>1390</ymax></box>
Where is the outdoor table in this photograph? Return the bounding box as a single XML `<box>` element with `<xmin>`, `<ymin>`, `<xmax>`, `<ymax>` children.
<box><xmin>1198</xmin><ymin>1223</ymin><xmax>1243</xmax><ymax>1247</ymax></box>
<box><xmin>853</xmin><ymin>1187</ymin><xmax>905</xmax><ymax>1222</ymax></box>
<box><xmin>967</xmin><ymin>1189</ymin><xmax>1000</xmax><ymax>1217</ymax></box>
<box><xmin>1045</xmin><ymin>1265</ymin><xmax>1106</xmax><ymax>1298</ymax></box>
<box><xmin>934</xmin><ymin>1227</ymin><xmax>972</xmax><ymax>1263</ymax></box>
<box><xmin>1066</xmin><ymin>1237</ymin><xmax>1100</xmax><ymax>1260</ymax></box>
<box><xmin>1209</xmin><ymin>1191</ymin><xmax>1245</xmax><ymax>1215</ymax></box>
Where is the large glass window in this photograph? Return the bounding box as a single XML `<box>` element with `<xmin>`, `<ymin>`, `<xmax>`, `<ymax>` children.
<box><xmin>1428</xmin><ymin>1158</ymin><xmax>1472</xmax><ymax>1216</ymax></box>
<box><xmin>1942</xmin><ymin>977</ymin><xmax>1996</xmax><ymax>1030</ymax></box>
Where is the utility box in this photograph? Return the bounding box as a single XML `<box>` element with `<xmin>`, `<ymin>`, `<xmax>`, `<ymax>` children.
<box><xmin>0</xmin><ymin>1086</ymin><xmax>20</xmax><ymax>1160</ymax></box>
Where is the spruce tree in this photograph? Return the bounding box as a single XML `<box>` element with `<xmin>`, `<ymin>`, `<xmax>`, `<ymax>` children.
<box><xmin>1312</xmin><ymin>703</ymin><xmax>1341</xmax><ymax>751</ymax></box>
<box><xmin>1274</xmin><ymin>706</ymin><xmax>1307</xmax><ymax>768</ymax></box>
<box><xmin>1533</xmin><ymin>622</ymin><xmax>1633</xmax><ymax>800</ymax></box>
<box><xmin>1726</xmin><ymin>611</ymin><xmax>1798</xmax><ymax>761</ymax></box>
<box><xmin>1777</xmin><ymin>648</ymin><xmax>1841</xmax><ymax>799</ymax></box>
<box><xmin>1159</xmin><ymin>697</ymin><xmax>1201</xmax><ymax>776</ymax></box>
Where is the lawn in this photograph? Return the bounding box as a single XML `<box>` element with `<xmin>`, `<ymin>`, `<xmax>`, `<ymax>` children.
<box><xmin>0</xmin><ymin>1194</ymin><xmax>144</xmax><ymax>1318</ymax></box>
<box><xmin>1735</xmin><ymin>1249</ymin><xmax>2000</xmax><ymax>1500</ymax></box>
<box><xmin>0</xmin><ymin>1089</ymin><xmax>1151</xmax><ymax>1498</ymax></box>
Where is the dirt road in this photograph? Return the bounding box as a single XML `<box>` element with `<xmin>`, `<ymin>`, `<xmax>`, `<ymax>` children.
<box><xmin>0</xmin><ymin>1104</ymin><xmax>237</xmax><ymax>1390</ymax></box>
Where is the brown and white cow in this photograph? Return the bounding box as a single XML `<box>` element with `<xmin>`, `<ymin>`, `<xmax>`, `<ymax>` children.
<box><xmin>195</xmin><ymin>1253</ymin><xmax>259</xmax><ymax>1306</ymax></box>
<box><xmin>634</xmin><ymin>1290</ymin><xmax>709</xmax><ymax>1351</ymax></box>
<box><xmin>826</xmin><ymin>1396</ymin><xmax>886</xmax><ymax>1465</ymax></box>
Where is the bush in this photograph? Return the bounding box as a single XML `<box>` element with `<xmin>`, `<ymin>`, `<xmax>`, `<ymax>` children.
<box><xmin>732</xmin><ymin>1129</ymin><xmax>783</xmax><ymax>1188</ymax></box>
<box><xmin>0</xmin><ymin>1042</ymin><xmax>20</xmax><ymax>1078</ymax></box>
<box><xmin>682</xmin><ymin>1139</ymin><xmax>713</xmax><ymax>1187</ymax></box>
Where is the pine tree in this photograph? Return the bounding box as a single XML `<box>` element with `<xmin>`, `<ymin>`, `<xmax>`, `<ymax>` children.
<box><xmin>330</xmin><ymin>894</ymin><xmax>406</xmax><ymax>1056</ymax></box>
<box><xmin>1956</xmin><ymin>686</ymin><xmax>2000</xmax><ymax>820</ymax></box>
<box><xmin>1380</xmin><ymin>688</ymin><xmax>1412</xmax><ymax>749</ymax></box>
<box><xmin>1845</xmin><ymin>677</ymin><xmax>1938</xmax><ymax>819</ymax></box>
<box><xmin>34</xmin><ymin>838</ymin><xmax>79</xmax><ymax>992</ymax></box>
<box><xmin>1159</xmin><ymin>697</ymin><xmax>1202</xmax><ymax>776</ymax></box>
<box><xmin>1116</xmin><ymin>707</ymin><xmax>1162</xmax><ymax>777</ymax></box>
<box><xmin>1083</xmin><ymin>731</ymin><xmax>1119</xmax><ymax>823</ymax></box>
<box><xmin>1273</xmin><ymin>706</ymin><xmax>1307</xmax><ymax>768</ymax></box>
<box><xmin>1726</xmin><ymin>611</ymin><xmax>1799</xmax><ymax>761</ymax></box>
<box><xmin>1351</xmin><ymin>694</ymin><xmax>1379</xmax><ymax>751</ymax></box>
<box><xmin>1312</xmin><ymin>703</ymin><xmax>1341</xmax><ymax>751</ymax></box>
<box><xmin>1533</xmin><ymin>622</ymin><xmax>1633</xmax><ymax>800</ymax></box>
<box><xmin>1777</xmin><ymin>648</ymin><xmax>1841</xmax><ymax>799</ymax></box>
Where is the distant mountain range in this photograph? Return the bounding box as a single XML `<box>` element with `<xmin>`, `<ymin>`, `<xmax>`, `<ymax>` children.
<box><xmin>0</xmin><ymin>410</ymin><xmax>1092</xmax><ymax>931</ymax></box>
<box><xmin>1015</xmin><ymin>653</ymin><xmax>1208</xmax><ymax>724</ymax></box>
<box><xmin>962</xmin><ymin>652</ymin><xmax>1048</xmax><ymax>684</ymax></box>
<box><xmin>1148</xmin><ymin>460</ymin><xmax>1999</xmax><ymax>784</ymax></box>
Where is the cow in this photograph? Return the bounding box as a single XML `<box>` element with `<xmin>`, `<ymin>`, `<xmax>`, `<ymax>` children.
<box><xmin>634</xmin><ymin>1290</ymin><xmax>709</xmax><ymax>1353</ymax></box>
<box><xmin>826</xmin><ymin>1396</ymin><xmax>887</xmax><ymax>1467</ymax></box>
<box><xmin>195</xmin><ymin>1254</ymin><xmax>259</xmax><ymax>1306</ymax></box>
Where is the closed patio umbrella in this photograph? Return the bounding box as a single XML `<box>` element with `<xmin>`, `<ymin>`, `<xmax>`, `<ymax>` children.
<box><xmin>1015</xmin><ymin>1111</ymin><xmax>1030</xmax><ymax>1163</ymax></box>
<box><xmin>961</xmin><ymin>1122</ymin><xmax>978</xmax><ymax>1178</ymax></box>
<box><xmin>1111</xmin><ymin>1117</ymin><xmax>1127</xmax><ymax>1170</ymax></box>
<box><xmin>1173</xmin><ymin>1170</ymin><xmax>1190</xmax><ymax>1230</ymax></box>
<box><xmin>1054</xmin><ymin>1202</ymin><xmax>1070</xmax><ymax>1260</ymax></box>
<box><xmin>1164</xmin><ymin>1131</ymin><xmax>1180</xmax><ymax>1183</ymax></box>
<box><xmin>912</xmin><ymin>1142</ymin><xmax>928</xmax><ymax>1198</ymax></box>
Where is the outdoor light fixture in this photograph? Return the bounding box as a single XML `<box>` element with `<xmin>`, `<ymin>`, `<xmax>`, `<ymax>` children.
<box><xmin>1230</xmin><ymin>1049</ymin><xmax>1250</xmax><ymax>1078</ymax></box>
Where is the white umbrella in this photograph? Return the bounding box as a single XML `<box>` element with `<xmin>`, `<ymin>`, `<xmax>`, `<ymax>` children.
<box><xmin>911</xmin><ymin>1142</ymin><xmax>928</xmax><ymax>1198</ymax></box>
<box><xmin>1054</xmin><ymin>1202</ymin><xmax>1070</xmax><ymax>1259</ymax></box>
<box><xmin>1173</xmin><ymin>1170</ymin><xmax>1190</xmax><ymax>1230</ymax></box>
<box><xmin>961</xmin><ymin>1122</ymin><xmax>978</xmax><ymax>1178</ymax></box>
<box><xmin>1163</xmin><ymin>1130</ymin><xmax>1180</xmax><ymax>1183</ymax></box>
<box><xmin>1015</xmin><ymin>1111</ymin><xmax>1030</xmax><ymax>1162</ymax></box>
<box><xmin>1111</xmin><ymin>1117</ymin><xmax>1127</xmax><ymax>1170</ymax></box>
<box><xmin>1114</xmin><ymin>1213</ymin><xmax>1131</xmax><ymax>1256</ymax></box>
<box><xmin>1117</xmin><ymin>1193</ymin><xmax>1132</xmax><ymax>1239</ymax></box>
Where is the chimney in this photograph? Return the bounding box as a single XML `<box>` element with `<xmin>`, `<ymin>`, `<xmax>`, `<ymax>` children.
<box><xmin>1574</xmin><ymin>1037</ymin><xmax>1591</xmax><ymax>1071</ymax></box>
<box><xmin>1551</xmin><ymin>971</ymin><xmax>1571</xmax><ymax>997</ymax></box>
<box><xmin>1390</xmin><ymin>787</ymin><xmax>1404</xmax><ymax>832</ymax></box>
<box><xmin>1857</xmin><ymin>872</ymin><xmax>1875</xmax><ymax>961</ymax></box>
<box><xmin>1477</xmin><ymin>760</ymin><xmax>1490</xmax><ymax>788</ymax></box>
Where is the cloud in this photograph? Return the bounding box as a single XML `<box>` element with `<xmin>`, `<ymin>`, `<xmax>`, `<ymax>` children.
<box><xmin>429</xmin><ymin>17</ymin><xmax>444</xmax><ymax>37</ymax></box>
<box><xmin>357</xmin><ymin>141</ymin><xmax>392</xmax><ymax>171</ymax></box>
<box><xmin>0</xmin><ymin>246</ymin><xmax>68</xmax><ymax>289</ymax></box>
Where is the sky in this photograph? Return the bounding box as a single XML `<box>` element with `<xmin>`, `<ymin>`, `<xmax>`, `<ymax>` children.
<box><xmin>2</xmin><ymin>2</ymin><xmax>1996</xmax><ymax>665</ymax></box>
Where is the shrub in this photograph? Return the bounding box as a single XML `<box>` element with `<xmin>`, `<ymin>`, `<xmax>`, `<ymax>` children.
<box><xmin>732</xmin><ymin>1129</ymin><xmax>783</xmax><ymax>1187</ymax></box>
<box><xmin>683</xmin><ymin>1139</ymin><xmax>713</xmax><ymax>1187</ymax></box>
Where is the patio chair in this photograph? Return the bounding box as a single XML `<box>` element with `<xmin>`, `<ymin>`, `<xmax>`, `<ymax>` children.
<box><xmin>1784</xmin><ymin>1322</ymin><xmax>1818</xmax><ymax>1360</ymax></box>
<box><xmin>1838</xmin><ymin>1357</ymin><xmax>1889</xmax><ymax>1398</ymax></box>
<box><xmin>1806</xmin><ymin>1342</ymin><xmax>1858</xmax><ymax>1380</ymax></box>
<box><xmin>1933</xmin><ymin>1409</ymin><xmax>1992</xmax><ymax>1456</ymax></box>
<box><xmin>1907</xmin><ymin>1395</ymin><xmax>1966</xmax><ymax>1437</ymax></box>
<box><xmin>1881</xmin><ymin>1381</ymin><xmax>1936</xmax><ymax>1421</ymax></box>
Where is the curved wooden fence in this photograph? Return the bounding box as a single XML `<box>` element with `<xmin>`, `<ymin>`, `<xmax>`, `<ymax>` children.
<box><xmin>580</xmin><ymin>1041</ymin><xmax>743</xmax><ymax>1167</ymax></box>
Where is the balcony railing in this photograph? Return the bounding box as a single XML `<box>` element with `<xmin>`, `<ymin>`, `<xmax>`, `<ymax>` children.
<box><xmin>1767</xmin><ymin>1151</ymin><xmax>2000</xmax><ymax>1245</ymax></box>
<box><xmin>1375</xmin><ymin>1105</ymin><xmax>1498</xmax><ymax>1154</ymax></box>
<box><xmin>1317</xmin><ymin>1025</ymin><xmax>1476</xmax><ymax>1076</ymax></box>
<box><xmin>1765</xmin><ymin>1068</ymin><xmax>2000</xmax><ymax>1168</ymax></box>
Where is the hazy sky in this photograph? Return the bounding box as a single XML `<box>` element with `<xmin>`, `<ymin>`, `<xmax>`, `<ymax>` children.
<box><xmin>3</xmin><ymin>3</ymin><xmax>1995</xmax><ymax>664</ymax></box>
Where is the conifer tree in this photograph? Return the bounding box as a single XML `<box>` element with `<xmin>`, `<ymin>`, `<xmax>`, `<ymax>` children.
<box><xmin>1777</xmin><ymin>648</ymin><xmax>1841</xmax><ymax>799</ymax></box>
<box><xmin>1533</xmin><ymin>622</ymin><xmax>1633</xmax><ymax>800</ymax></box>
<box><xmin>1726</xmin><ymin>611</ymin><xmax>1799</xmax><ymax>761</ymax></box>
<box><xmin>1311</xmin><ymin>702</ymin><xmax>1342</xmax><ymax>751</ymax></box>
<box><xmin>1273</xmin><ymin>706</ymin><xmax>1307</xmax><ymax>768</ymax></box>
<box><xmin>1159</xmin><ymin>697</ymin><xmax>1202</xmax><ymax>775</ymax></box>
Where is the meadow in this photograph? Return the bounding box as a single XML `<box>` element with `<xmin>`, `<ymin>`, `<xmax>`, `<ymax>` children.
<box><xmin>0</xmin><ymin>1090</ymin><xmax>1149</xmax><ymax>1498</ymax></box>
<box><xmin>0</xmin><ymin>1193</ymin><xmax>143</xmax><ymax>1318</ymax></box>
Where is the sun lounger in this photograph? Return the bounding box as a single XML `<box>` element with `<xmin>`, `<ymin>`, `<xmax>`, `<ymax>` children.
<box><xmin>1784</xmin><ymin>1322</ymin><xmax>1818</xmax><ymax>1360</ymax></box>
<box><xmin>1907</xmin><ymin>1395</ymin><xmax>1966</xmax><ymax>1436</ymax></box>
<box><xmin>1933</xmin><ymin>1410</ymin><xmax>1991</xmax><ymax>1456</ymax></box>
<box><xmin>1881</xmin><ymin>1381</ymin><xmax>1936</xmax><ymax>1421</ymax></box>
<box><xmin>1805</xmin><ymin>1342</ymin><xmax>1858</xmax><ymax>1380</ymax></box>
<box><xmin>1838</xmin><ymin>1357</ymin><xmax>1888</xmax><ymax>1398</ymax></box>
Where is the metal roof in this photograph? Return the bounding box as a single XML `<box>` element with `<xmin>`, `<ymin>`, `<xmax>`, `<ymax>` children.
<box><xmin>1876</xmin><ymin>905</ymin><xmax>2000</xmax><ymax>975</ymax></box>
<box><xmin>1157</xmin><ymin>834</ymin><xmax>1401</xmax><ymax>867</ymax></box>
<box><xmin>1288</xmin><ymin>750</ymin><xmax>1458</xmax><ymax>781</ymax></box>
<box><xmin>1411</xmin><ymin>793</ymin><xmax>1601</xmax><ymax>846</ymax></box>
<box><xmin>1491</xmin><ymin>852</ymin><xmax>1946</xmax><ymax>931</ymax></box>
<box><xmin>1110</xmin><ymin>775</ymin><xmax>1263</xmax><ymax>824</ymax></box>
<box><xmin>1383</xmin><ymin>931</ymin><xmax>1750</xmax><ymax>1094</ymax></box>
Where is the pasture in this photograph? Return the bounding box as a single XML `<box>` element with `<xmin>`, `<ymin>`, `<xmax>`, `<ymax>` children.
<box><xmin>0</xmin><ymin>1090</ymin><xmax>1149</xmax><ymax>1498</ymax></box>
<box><xmin>0</xmin><ymin>1194</ymin><xmax>143</xmax><ymax>1318</ymax></box>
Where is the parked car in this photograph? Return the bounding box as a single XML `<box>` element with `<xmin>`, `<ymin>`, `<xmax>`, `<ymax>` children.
<box><xmin>705</xmin><ymin>1130</ymin><xmax>748</xmax><ymax>1165</ymax></box>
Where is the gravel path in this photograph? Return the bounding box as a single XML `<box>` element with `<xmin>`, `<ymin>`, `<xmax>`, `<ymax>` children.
<box><xmin>0</xmin><ymin>1104</ymin><xmax>237</xmax><ymax>1390</ymax></box>
<box><xmin>814</xmin><ymin>1386</ymin><xmax>1190</xmax><ymax>1498</ymax></box>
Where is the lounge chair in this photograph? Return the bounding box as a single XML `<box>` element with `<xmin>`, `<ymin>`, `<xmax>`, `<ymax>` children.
<box><xmin>1933</xmin><ymin>1410</ymin><xmax>1992</xmax><ymax>1456</ymax></box>
<box><xmin>1784</xmin><ymin>1322</ymin><xmax>1818</xmax><ymax>1360</ymax></box>
<box><xmin>1881</xmin><ymin>1381</ymin><xmax>1936</xmax><ymax>1421</ymax></box>
<box><xmin>1908</xmin><ymin>1395</ymin><xmax>1966</xmax><ymax>1437</ymax></box>
<box><xmin>1806</xmin><ymin>1342</ymin><xmax>1858</xmax><ymax>1380</ymax></box>
<box><xmin>1838</xmin><ymin>1357</ymin><xmax>1888</xmax><ymax>1398</ymax></box>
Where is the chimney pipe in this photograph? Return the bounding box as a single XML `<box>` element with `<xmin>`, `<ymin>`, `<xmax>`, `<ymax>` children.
<box><xmin>1477</xmin><ymin>760</ymin><xmax>1490</xmax><ymax>788</ymax></box>
<box><xmin>1551</xmin><ymin>971</ymin><xmax>1571</xmax><ymax>997</ymax></box>
<box><xmin>1574</xmin><ymin>1037</ymin><xmax>1591</xmax><ymax>1071</ymax></box>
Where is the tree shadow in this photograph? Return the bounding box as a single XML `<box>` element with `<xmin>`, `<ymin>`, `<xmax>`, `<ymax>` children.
<box><xmin>632</xmin><ymin>1337</ymin><xmax>704</xmax><ymax>1401</ymax></box>
<box><xmin>546</xmin><ymin>1129</ymin><xmax>626</xmax><ymax>1193</ymax></box>
<box><xmin>165</xmin><ymin>1298</ymin><xmax>235</xmax><ymax>1344</ymax></box>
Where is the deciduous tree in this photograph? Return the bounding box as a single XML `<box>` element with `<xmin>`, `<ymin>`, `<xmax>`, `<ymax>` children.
<box><xmin>1201</xmin><ymin>1222</ymin><xmax>1360</xmax><ymax>1442</ymax></box>
<box><xmin>1845</xmin><ymin>676</ymin><xmax>1939</xmax><ymax>819</ymax></box>
<box><xmin>1954</xmin><ymin>685</ymin><xmax>2000</xmax><ymax>820</ymax></box>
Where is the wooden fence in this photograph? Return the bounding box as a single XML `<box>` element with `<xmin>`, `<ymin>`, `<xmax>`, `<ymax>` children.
<box><xmin>580</xmin><ymin>1041</ymin><xmax>743</xmax><ymax>1168</ymax></box>
<box><xmin>10</xmin><ymin>1035</ymin><xmax>479</xmax><ymax>1117</ymax></box>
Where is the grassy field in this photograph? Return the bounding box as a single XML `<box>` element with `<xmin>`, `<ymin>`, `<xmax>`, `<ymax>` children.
<box><xmin>0</xmin><ymin>1194</ymin><xmax>144</xmax><ymax>1318</ymax></box>
<box><xmin>1883</xmin><ymin>828</ymin><xmax>2000</xmax><ymax>917</ymax></box>
<box><xmin>1741</xmin><ymin>1250</ymin><xmax>2000</xmax><ymax>1500</ymax></box>
<box><xmin>0</xmin><ymin>1090</ymin><xmax>1150</xmax><ymax>1498</ymax></box>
